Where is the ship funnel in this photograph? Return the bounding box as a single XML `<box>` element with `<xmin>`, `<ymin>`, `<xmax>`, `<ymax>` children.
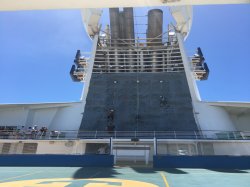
<box><xmin>109</xmin><ymin>8</ymin><xmax>135</xmax><ymax>46</ymax></box>
<box><xmin>147</xmin><ymin>9</ymin><xmax>163</xmax><ymax>46</ymax></box>
<box><xmin>124</xmin><ymin>8</ymin><xmax>135</xmax><ymax>45</ymax></box>
<box><xmin>109</xmin><ymin>8</ymin><xmax>120</xmax><ymax>46</ymax></box>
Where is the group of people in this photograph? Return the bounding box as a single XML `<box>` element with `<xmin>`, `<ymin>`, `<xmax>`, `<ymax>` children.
<box><xmin>0</xmin><ymin>126</ymin><xmax>49</xmax><ymax>139</ymax></box>
<box><xmin>16</xmin><ymin>126</ymin><xmax>48</xmax><ymax>139</ymax></box>
<box><xmin>0</xmin><ymin>126</ymin><xmax>66</xmax><ymax>139</ymax></box>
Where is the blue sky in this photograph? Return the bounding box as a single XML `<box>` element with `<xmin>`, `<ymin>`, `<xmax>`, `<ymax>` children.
<box><xmin>0</xmin><ymin>4</ymin><xmax>249</xmax><ymax>103</ymax></box>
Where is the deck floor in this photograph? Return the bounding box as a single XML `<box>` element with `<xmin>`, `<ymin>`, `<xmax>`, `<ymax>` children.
<box><xmin>0</xmin><ymin>167</ymin><xmax>249</xmax><ymax>187</ymax></box>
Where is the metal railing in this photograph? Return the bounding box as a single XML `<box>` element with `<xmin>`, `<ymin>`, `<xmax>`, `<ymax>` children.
<box><xmin>0</xmin><ymin>130</ymin><xmax>250</xmax><ymax>141</ymax></box>
<box><xmin>93</xmin><ymin>31</ymin><xmax>183</xmax><ymax>73</ymax></box>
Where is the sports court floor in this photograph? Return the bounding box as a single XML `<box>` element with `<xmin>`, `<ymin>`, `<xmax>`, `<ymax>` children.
<box><xmin>0</xmin><ymin>167</ymin><xmax>249</xmax><ymax>187</ymax></box>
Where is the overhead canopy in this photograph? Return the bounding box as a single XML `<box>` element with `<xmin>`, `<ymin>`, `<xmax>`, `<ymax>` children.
<box><xmin>0</xmin><ymin>0</ymin><xmax>248</xmax><ymax>40</ymax></box>
<box><xmin>170</xmin><ymin>5</ymin><xmax>193</xmax><ymax>40</ymax></box>
<box><xmin>0</xmin><ymin>0</ymin><xmax>248</xmax><ymax>39</ymax></box>
<box><xmin>0</xmin><ymin>102</ymin><xmax>80</xmax><ymax>110</ymax></box>
<box><xmin>81</xmin><ymin>9</ymin><xmax>102</xmax><ymax>38</ymax></box>
<box><xmin>207</xmin><ymin>101</ymin><xmax>250</xmax><ymax>116</ymax></box>
<box><xmin>0</xmin><ymin>0</ymin><xmax>249</xmax><ymax>11</ymax></box>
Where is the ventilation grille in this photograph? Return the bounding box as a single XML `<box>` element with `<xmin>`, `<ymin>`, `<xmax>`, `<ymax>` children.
<box><xmin>1</xmin><ymin>143</ymin><xmax>11</xmax><ymax>154</ymax></box>
<box><xmin>22</xmin><ymin>143</ymin><xmax>38</xmax><ymax>154</ymax></box>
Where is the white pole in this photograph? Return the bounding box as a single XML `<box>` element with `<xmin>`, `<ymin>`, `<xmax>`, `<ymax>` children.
<box><xmin>153</xmin><ymin>137</ymin><xmax>157</xmax><ymax>155</ymax></box>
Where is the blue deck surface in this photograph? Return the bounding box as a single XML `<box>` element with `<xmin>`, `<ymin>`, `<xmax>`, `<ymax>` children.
<box><xmin>0</xmin><ymin>167</ymin><xmax>249</xmax><ymax>187</ymax></box>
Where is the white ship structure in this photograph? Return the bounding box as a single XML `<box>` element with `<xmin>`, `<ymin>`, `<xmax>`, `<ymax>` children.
<box><xmin>0</xmin><ymin>0</ymin><xmax>249</xmax><ymax>168</ymax></box>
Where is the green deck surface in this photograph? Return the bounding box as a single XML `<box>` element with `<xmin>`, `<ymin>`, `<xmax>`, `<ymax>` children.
<box><xmin>0</xmin><ymin>167</ymin><xmax>249</xmax><ymax>187</ymax></box>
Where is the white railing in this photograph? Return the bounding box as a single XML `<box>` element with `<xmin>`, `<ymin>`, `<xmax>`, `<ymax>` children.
<box><xmin>0</xmin><ymin>130</ymin><xmax>250</xmax><ymax>140</ymax></box>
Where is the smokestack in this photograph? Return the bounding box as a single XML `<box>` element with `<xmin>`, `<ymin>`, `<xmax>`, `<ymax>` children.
<box><xmin>119</xmin><ymin>11</ymin><xmax>125</xmax><ymax>43</ymax></box>
<box><xmin>109</xmin><ymin>8</ymin><xmax>120</xmax><ymax>46</ymax></box>
<box><xmin>147</xmin><ymin>9</ymin><xmax>163</xmax><ymax>46</ymax></box>
<box><xmin>123</xmin><ymin>8</ymin><xmax>135</xmax><ymax>45</ymax></box>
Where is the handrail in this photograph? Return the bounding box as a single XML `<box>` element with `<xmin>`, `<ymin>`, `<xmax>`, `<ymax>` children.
<box><xmin>0</xmin><ymin>130</ymin><xmax>249</xmax><ymax>140</ymax></box>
